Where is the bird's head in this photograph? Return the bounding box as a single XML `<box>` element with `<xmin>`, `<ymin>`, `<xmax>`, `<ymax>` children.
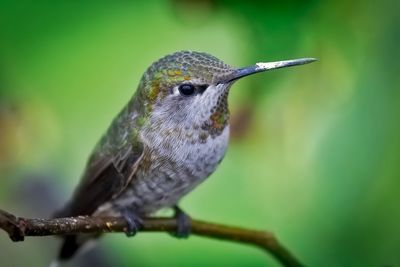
<box><xmin>135</xmin><ymin>51</ymin><xmax>315</xmax><ymax>137</ymax></box>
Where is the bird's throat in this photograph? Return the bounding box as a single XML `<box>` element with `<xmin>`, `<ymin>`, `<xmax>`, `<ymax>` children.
<box><xmin>201</xmin><ymin>89</ymin><xmax>229</xmax><ymax>138</ymax></box>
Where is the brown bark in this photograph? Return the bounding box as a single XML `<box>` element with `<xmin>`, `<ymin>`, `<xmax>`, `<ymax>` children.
<box><xmin>0</xmin><ymin>209</ymin><xmax>304</xmax><ymax>267</ymax></box>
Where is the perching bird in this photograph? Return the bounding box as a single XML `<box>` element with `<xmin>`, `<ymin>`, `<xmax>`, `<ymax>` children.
<box><xmin>53</xmin><ymin>51</ymin><xmax>315</xmax><ymax>263</ymax></box>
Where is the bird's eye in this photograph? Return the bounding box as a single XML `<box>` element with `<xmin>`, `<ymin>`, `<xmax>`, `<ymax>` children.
<box><xmin>178</xmin><ymin>83</ymin><xmax>196</xmax><ymax>96</ymax></box>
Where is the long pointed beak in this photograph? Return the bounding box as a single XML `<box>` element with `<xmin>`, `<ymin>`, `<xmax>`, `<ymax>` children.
<box><xmin>224</xmin><ymin>58</ymin><xmax>317</xmax><ymax>83</ymax></box>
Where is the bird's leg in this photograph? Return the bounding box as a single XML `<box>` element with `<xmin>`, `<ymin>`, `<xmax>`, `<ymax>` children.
<box><xmin>172</xmin><ymin>205</ymin><xmax>191</xmax><ymax>239</ymax></box>
<box><xmin>118</xmin><ymin>207</ymin><xmax>143</xmax><ymax>237</ymax></box>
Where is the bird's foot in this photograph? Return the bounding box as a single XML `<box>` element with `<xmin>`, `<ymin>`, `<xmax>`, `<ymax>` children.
<box><xmin>172</xmin><ymin>206</ymin><xmax>191</xmax><ymax>239</ymax></box>
<box><xmin>119</xmin><ymin>208</ymin><xmax>143</xmax><ymax>237</ymax></box>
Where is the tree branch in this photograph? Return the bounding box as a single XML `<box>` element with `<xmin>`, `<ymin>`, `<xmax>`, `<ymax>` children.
<box><xmin>0</xmin><ymin>209</ymin><xmax>304</xmax><ymax>267</ymax></box>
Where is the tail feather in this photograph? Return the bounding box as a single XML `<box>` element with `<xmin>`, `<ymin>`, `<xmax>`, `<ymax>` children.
<box><xmin>52</xmin><ymin>205</ymin><xmax>82</xmax><ymax>262</ymax></box>
<box><xmin>57</xmin><ymin>233</ymin><xmax>100</xmax><ymax>262</ymax></box>
<box><xmin>53</xmin><ymin>206</ymin><xmax>95</xmax><ymax>262</ymax></box>
<box><xmin>59</xmin><ymin>235</ymin><xmax>81</xmax><ymax>260</ymax></box>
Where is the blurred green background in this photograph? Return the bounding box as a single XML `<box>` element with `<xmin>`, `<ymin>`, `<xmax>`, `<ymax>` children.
<box><xmin>1</xmin><ymin>0</ymin><xmax>399</xmax><ymax>266</ymax></box>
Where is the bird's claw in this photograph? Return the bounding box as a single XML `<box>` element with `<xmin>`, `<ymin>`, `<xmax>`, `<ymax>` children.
<box><xmin>172</xmin><ymin>206</ymin><xmax>191</xmax><ymax>239</ymax></box>
<box><xmin>119</xmin><ymin>208</ymin><xmax>143</xmax><ymax>237</ymax></box>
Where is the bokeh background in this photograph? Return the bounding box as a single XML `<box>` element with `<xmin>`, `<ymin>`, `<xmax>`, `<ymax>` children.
<box><xmin>1</xmin><ymin>1</ymin><xmax>399</xmax><ymax>266</ymax></box>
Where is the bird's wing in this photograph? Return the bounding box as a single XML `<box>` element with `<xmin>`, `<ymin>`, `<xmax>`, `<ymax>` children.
<box><xmin>54</xmin><ymin>141</ymin><xmax>144</xmax><ymax>260</ymax></box>
<box><xmin>54</xmin><ymin>141</ymin><xmax>144</xmax><ymax>218</ymax></box>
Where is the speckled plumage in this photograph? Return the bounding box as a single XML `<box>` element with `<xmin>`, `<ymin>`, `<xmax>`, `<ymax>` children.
<box><xmin>54</xmin><ymin>51</ymin><xmax>235</xmax><ymax>260</ymax></box>
<box><xmin>94</xmin><ymin>51</ymin><xmax>234</xmax><ymax>215</ymax></box>
<box><xmin>54</xmin><ymin>51</ymin><xmax>316</xmax><ymax>261</ymax></box>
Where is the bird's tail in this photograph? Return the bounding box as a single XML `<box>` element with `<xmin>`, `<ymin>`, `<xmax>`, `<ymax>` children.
<box><xmin>51</xmin><ymin>203</ymin><xmax>98</xmax><ymax>264</ymax></box>
<box><xmin>59</xmin><ymin>235</ymin><xmax>81</xmax><ymax>260</ymax></box>
<box><xmin>51</xmin><ymin>233</ymin><xmax>99</xmax><ymax>267</ymax></box>
<box><xmin>52</xmin><ymin>203</ymin><xmax>82</xmax><ymax>261</ymax></box>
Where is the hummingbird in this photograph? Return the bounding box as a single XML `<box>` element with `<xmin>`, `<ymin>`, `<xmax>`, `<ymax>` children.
<box><xmin>53</xmin><ymin>51</ymin><xmax>315</xmax><ymax>262</ymax></box>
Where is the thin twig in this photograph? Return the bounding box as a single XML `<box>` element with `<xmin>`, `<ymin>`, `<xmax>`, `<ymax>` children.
<box><xmin>0</xmin><ymin>209</ymin><xmax>304</xmax><ymax>267</ymax></box>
